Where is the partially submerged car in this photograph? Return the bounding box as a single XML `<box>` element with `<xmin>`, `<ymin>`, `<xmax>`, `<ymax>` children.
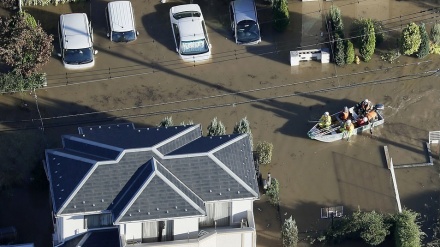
<box><xmin>229</xmin><ymin>0</ymin><xmax>261</xmax><ymax>45</ymax></box>
<box><xmin>169</xmin><ymin>4</ymin><xmax>212</xmax><ymax>62</ymax></box>
<box><xmin>106</xmin><ymin>1</ymin><xmax>139</xmax><ymax>42</ymax></box>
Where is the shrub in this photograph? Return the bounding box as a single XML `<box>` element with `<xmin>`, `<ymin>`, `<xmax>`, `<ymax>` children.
<box><xmin>282</xmin><ymin>216</ymin><xmax>299</xmax><ymax>247</ymax></box>
<box><xmin>393</xmin><ymin>209</ymin><xmax>424</xmax><ymax>247</ymax></box>
<box><xmin>0</xmin><ymin>72</ymin><xmax>46</xmax><ymax>92</ymax></box>
<box><xmin>334</xmin><ymin>33</ymin><xmax>346</xmax><ymax>66</ymax></box>
<box><xmin>431</xmin><ymin>23</ymin><xmax>440</xmax><ymax>45</ymax></box>
<box><xmin>1</xmin><ymin>0</ymin><xmax>17</xmax><ymax>9</ymax></box>
<box><xmin>158</xmin><ymin>116</ymin><xmax>173</xmax><ymax>127</ymax></box>
<box><xmin>380</xmin><ymin>49</ymin><xmax>401</xmax><ymax>63</ymax></box>
<box><xmin>401</xmin><ymin>22</ymin><xmax>421</xmax><ymax>55</ymax></box>
<box><xmin>272</xmin><ymin>0</ymin><xmax>290</xmax><ymax>32</ymax></box>
<box><xmin>350</xmin><ymin>19</ymin><xmax>383</xmax><ymax>47</ymax></box>
<box><xmin>329</xmin><ymin>5</ymin><xmax>343</xmax><ymax>36</ymax></box>
<box><xmin>266</xmin><ymin>178</ymin><xmax>279</xmax><ymax>205</ymax></box>
<box><xmin>23</xmin><ymin>0</ymin><xmax>86</xmax><ymax>6</ymax></box>
<box><xmin>256</xmin><ymin>141</ymin><xmax>273</xmax><ymax>165</ymax></box>
<box><xmin>207</xmin><ymin>117</ymin><xmax>226</xmax><ymax>136</ymax></box>
<box><xmin>359</xmin><ymin>19</ymin><xmax>376</xmax><ymax>62</ymax></box>
<box><xmin>0</xmin><ymin>12</ymin><xmax>53</xmax><ymax>76</ymax></box>
<box><xmin>179</xmin><ymin>120</ymin><xmax>194</xmax><ymax>125</ymax></box>
<box><xmin>345</xmin><ymin>40</ymin><xmax>355</xmax><ymax>64</ymax></box>
<box><xmin>233</xmin><ymin>116</ymin><xmax>253</xmax><ymax>147</ymax></box>
<box><xmin>417</xmin><ymin>23</ymin><xmax>430</xmax><ymax>59</ymax></box>
<box><xmin>352</xmin><ymin>210</ymin><xmax>390</xmax><ymax>246</ymax></box>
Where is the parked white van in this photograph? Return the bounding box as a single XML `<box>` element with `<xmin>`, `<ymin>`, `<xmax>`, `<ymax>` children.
<box><xmin>106</xmin><ymin>1</ymin><xmax>139</xmax><ymax>42</ymax></box>
<box><xmin>229</xmin><ymin>0</ymin><xmax>261</xmax><ymax>45</ymax></box>
<box><xmin>58</xmin><ymin>13</ymin><xmax>97</xmax><ymax>69</ymax></box>
<box><xmin>169</xmin><ymin>4</ymin><xmax>211</xmax><ymax>62</ymax></box>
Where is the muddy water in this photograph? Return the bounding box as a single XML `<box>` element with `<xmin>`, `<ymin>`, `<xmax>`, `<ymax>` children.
<box><xmin>1</xmin><ymin>0</ymin><xmax>440</xmax><ymax>246</ymax></box>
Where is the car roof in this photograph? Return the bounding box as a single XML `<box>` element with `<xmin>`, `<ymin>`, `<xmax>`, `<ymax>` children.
<box><xmin>108</xmin><ymin>1</ymin><xmax>135</xmax><ymax>32</ymax></box>
<box><xmin>232</xmin><ymin>0</ymin><xmax>258</xmax><ymax>24</ymax></box>
<box><xmin>178</xmin><ymin>18</ymin><xmax>205</xmax><ymax>41</ymax></box>
<box><xmin>60</xmin><ymin>13</ymin><xmax>92</xmax><ymax>50</ymax></box>
<box><xmin>170</xmin><ymin>4</ymin><xmax>202</xmax><ymax>15</ymax></box>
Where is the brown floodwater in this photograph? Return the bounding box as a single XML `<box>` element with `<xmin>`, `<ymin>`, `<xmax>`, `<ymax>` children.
<box><xmin>0</xmin><ymin>0</ymin><xmax>440</xmax><ymax>246</ymax></box>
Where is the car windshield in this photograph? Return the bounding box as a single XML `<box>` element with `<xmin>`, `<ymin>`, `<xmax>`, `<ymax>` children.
<box><xmin>173</xmin><ymin>11</ymin><xmax>201</xmax><ymax>20</ymax></box>
<box><xmin>64</xmin><ymin>48</ymin><xmax>93</xmax><ymax>65</ymax></box>
<box><xmin>112</xmin><ymin>31</ymin><xmax>136</xmax><ymax>42</ymax></box>
<box><xmin>236</xmin><ymin>20</ymin><xmax>260</xmax><ymax>43</ymax></box>
<box><xmin>180</xmin><ymin>39</ymin><xmax>209</xmax><ymax>55</ymax></box>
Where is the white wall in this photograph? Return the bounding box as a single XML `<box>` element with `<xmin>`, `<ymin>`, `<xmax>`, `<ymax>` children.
<box><xmin>60</xmin><ymin>215</ymin><xmax>87</xmax><ymax>240</ymax></box>
<box><xmin>216</xmin><ymin>232</ymin><xmax>242</xmax><ymax>247</ymax></box>
<box><xmin>123</xmin><ymin>222</ymin><xmax>142</xmax><ymax>241</ymax></box>
<box><xmin>173</xmin><ymin>218</ymin><xmax>199</xmax><ymax>240</ymax></box>
<box><xmin>231</xmin><ymin>200</ymin><xmax>253</xmax><ymax>223</ymax></box>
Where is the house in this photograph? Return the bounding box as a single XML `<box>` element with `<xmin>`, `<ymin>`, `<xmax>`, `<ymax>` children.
<box><xmin>44</xmin><ymin>123</ymin><xmax>260</xmax><ymax>247</ymax></box>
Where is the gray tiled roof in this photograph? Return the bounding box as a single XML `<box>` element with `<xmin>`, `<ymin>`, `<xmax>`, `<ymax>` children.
<box><xmin>60</xmin><ymin>228</ymin><xmax>120</xmax><ymax>247</ymax></box>
<box><xmin>46</xmin><ymin>123</ymin><xmax>259</xmax><ymax>221</ymax></box>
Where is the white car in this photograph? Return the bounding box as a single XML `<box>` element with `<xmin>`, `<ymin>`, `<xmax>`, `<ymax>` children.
<box><xmin>169</xmin><ymin>4</ymin><xmax>211</xmax><ymax>62</ymax></box>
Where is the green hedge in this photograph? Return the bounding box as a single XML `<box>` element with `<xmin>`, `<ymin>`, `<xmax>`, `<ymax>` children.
<box><xmin>23</xmin><ymin>0</ymin><xmax>86</xmax><ymax>6</ymax></box>
<box><xmin>0</xmin><ymin>72</ymin><xmax>46</xmax><ymax>93</ymax></box>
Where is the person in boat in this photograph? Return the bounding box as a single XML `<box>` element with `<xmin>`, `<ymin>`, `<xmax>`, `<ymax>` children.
<box><xmin>354</xmin><ymin>99</ymin><xmax>373</xmax><ymax>116</ymax></box>
<box><xmin>318</xmin><ymin>112</ymin><xmax>332</xmax><ymax>129</ymax></box>
<box><xmin>340</xmin><ymin>119</ymin><xmax>355</xmax><ymax>138</ymax></box>
<box><xmin>339</xmin><ymin>106</ymin><xmax>350</xmax><ymax>121</ymax></box>
<box><xmin>356</xmin><ymin>117</ymin><xmax>369</xmax><ymax>127</ymax></box>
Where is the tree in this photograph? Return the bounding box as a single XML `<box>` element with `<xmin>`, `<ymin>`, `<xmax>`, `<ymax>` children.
<box><xmin>266</xmin><ymin>178</ymin><xmax>279</xmax><ymax>205</ymax></box>
<box><xmin>334</xmin><ymin>33</ymin><xmax>346</xmax><ymax>66</ymax></box>
<box><xmin>282</xmin><ymin>216</ymin><xmax>299</xmax><ymax>247</ymax></box>
<box><xmin>359</xmin><ymin>19</ymin><xmax>376</xmax><ymax>62</ymax></box>
<box><xmin>345</xmin><ymin>40</ymin><xmax>355</xmax><ymax>64</ymax></box>
<box><xmin>329</xmin><ymin>5</ymin><xmax>343</xmax><ymax>37</ymax></box>
<box><xmin>273</xmin><ymin>0</ymin><xmax>290</xmax><ymax>32</ymax></box>
<box><xmin>158</xmin><ymin>116</ymin><xmax>173</xmax><ymax>127</ymax></box>
<box><xmin>393</xmin><ymin>209</ymin><xmax>424</xmax><ymax>247</ymax></box>
<box><xmin>352</xmin><ymin>210</ymin><xmax>390</xmax><ymax>246</ymax></box>
<box><xmin>350</xmin><ymin>19</ymin><xmax>383</xmax><ymax>47</ymax></box>
<box><xmin>207</xmin><ymin>117</ymin><xmax>226</xmax><ymax>136</ymax></box>
<box><xmin>0</xmin><ymin>12</ymin><xmax>53</xmax><ymax>77</ymax></box>
<box><xmin>256</xmin><ymin>141</ymin><xmax>273</xmax><ymax>165</ymax></box>
<box><xmin>401</xmin><ymin>22</ymin><xmax>421</xmax><ymax>56</ymax></box>
<box><xmin>417</xmin><ymin>23</ymin><xmax>430</xmax><ymax>59</ymax></box>
<box><xmin>233</xmin><ymin>117</ymin><xmax>253</xmax><ymax>147</ymax></box>
<box><xmin>430</xmin><ymin>23</ymin><xmax>440</xmax><ymax>46</ymax></box>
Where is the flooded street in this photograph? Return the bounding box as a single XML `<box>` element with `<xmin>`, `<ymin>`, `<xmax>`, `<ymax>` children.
<box><xmin>0</xmin><ymin>0</ymin><xmax>440</xmax><ymax>246</ymax></box>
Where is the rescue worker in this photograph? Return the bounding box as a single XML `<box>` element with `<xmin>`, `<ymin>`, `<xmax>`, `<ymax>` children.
<box><xmin>339</xmin><ymin>106</ymin><xmax>350</xmax><ymax>121</ymax></box>
<box><xmin>354</xmin><ymin>99</ymin><xmax>373</xmax><ymax>116</ymax></box>
<box><xmin>340</xmin><ymin>119</ymin><xmax>355</xmax><ymax>139</ymax></box>
<box><xmin>318</xmin><ymin>112</ymin><xmax>332</xmax><ymax>129</ymax></box>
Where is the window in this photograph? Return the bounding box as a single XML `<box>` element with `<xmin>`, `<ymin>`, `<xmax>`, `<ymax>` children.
<box><xmin>84</xmin><ymin>213</ymin><xmax>112</xmax><ymax>229</ymax></box>
<box><xmin>199</xmin><ymin>202</ymin><xmax>231</xmax><ymax>227</ymax></box>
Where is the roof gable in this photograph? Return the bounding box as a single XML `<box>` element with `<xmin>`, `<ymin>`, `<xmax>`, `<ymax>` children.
<box><xmin>168</xmin><ymin>134</ymin><xmax>239</xmax><ymax>155</ymax></box>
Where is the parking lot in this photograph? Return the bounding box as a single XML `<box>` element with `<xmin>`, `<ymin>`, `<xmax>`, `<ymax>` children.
<box><xmin>1</xmin><ymin>0</ymin><xmax>440</xmax><ymax>246</ymax></box>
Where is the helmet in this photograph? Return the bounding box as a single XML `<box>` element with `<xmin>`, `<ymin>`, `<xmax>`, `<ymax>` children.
<box><xmin>346</xmin><ymin>120</ymin><xmax>352</xmax><ymax>124</ymax></box>
<box><xmin>363</xmin><ymin>99</ymin><xmax>369</xmax><ymax>105</ymax></box>
<box><xmin>343</xmin><ymin>106</ymin><xmax>348</xmax><ymax>112</ymax></box>
<box><xmin>324</xmin><ymin>112</ymin><xmax>329</xmax><ymax>116</ymax></box>
<box><xmin>363</xmin><ymin>117</ymin><xmax>368</xmax><ymax>122</ymax></box>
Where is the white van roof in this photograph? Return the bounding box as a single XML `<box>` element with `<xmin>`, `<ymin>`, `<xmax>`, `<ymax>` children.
<box><xmin>232</xmin><ymin>0</ymin><xmax>258</xmax><ymax>24</ymax></box>
<box><xmin>60</xmin><ymin>13</ymin><xmax>92</xmax><ymax>50</ymax></box>
<box><xmin>108</xmin><ymin>1</ymin><xmax>135</xmax><ymax>32</ymax></box>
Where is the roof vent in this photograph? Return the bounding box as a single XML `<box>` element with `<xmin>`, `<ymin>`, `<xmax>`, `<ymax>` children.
<box><xmin>53</xmin><ymin>158</ymin><xmax>56</xmax><ymax>160</ymax></box>
<box><xmin>228</xmin><ymin>135</ymin><xmax>230</xmax><ymax>137</ymax></box>
<box><xmin>108</xmin><ymin>126</ymin><xmax>111</xmax><ymax>129</ymax></box>
<box><xmin>92</xmin><ymin>204</ymin><xmax>95</xmax><ymax>207</ymax></box>
<box><xmin>129</xmin><ymin>214</ymin><xmax>132</xmax><ymax>216</ymax></box>
<box><xmin>90</xmin><ymin>128</ymin><xmax>92</xmax><ymax>130</ymax></box>
<box><xmin>209</xmin><ymin>190</ymin><xmax>212</xmax><ymax>193</ymax></box>
<box><xmin>166</xmin><ymin>210</ymin><xmax>169</xmax><ymax>213</ymax></box>
<box><xmin>220</xmin><ymin>137</ymin><xmax>222</xmax><ymax>139</ymax></box>
<box><xmin>82</xmin><ymin>201</ymin><xmax>86</xmax><ymax>204</ymax></box>
<box><xmin>148</xmin><ymin>212</ymin><xmax>150</xmax><ymax>215</ymax></box>
<box><xmin>147</xmin><ymin>128</ymin><xmax>150</xmax><ymax>130</ymax></box>
<box><xmin>56</xmin><ymin>184</ymin><xmax>59</xmax><ymax>187</ymax></box>
<box><xmin>219</xmin><ymin>193</ymin><xmax>222</xmax><ymax>195</ymax></box>
<box><xmin>228</xmin><ymin>188</ymin><xmax>230</xmax><ymax>191</ymax></box>
<box><xmin>138</xmin><ymin>130</ymin><xmax>141</xmax><ymax>132</ymax></box>
<box><xmin>117</xmin><ymin>124</ymin><xmax>119</xmax><ymax>127</ymax></box>
<box><xmin>156</xmin><ymin>208</ymin><xmax>159</xmax><ymax>211</ymax></box>
<box><xmin>99</xmin><ymin>126</ymin><xmax>101</xmax><ymax>128</ymax></box>
<box><xmin>61</xmin><ymin>189</ymin><xmax>64</xmax><ymax>192</ymax></box>
<box><xmin>59</xmin><ymin>176</ymin><xmax>62</xmax><ymax>179</ymax></box>
<box><xmin>185</xmin><ymin>209</ymin><xmax>188</xmax><ymax>212</ymax></box>
<box><xmin>59</xmin><ymin>197</ymin><xmax>61</xmax><ymax>200</ymax></box>
<box><xmin>57</xmin><ymin>163</ymin><xmax>60</xmax><ymax>166</ymax></box>
<box><xmin>175</xmin><ymin>127</ymin><xmax>177</xmax><ymax>129</ymax></box>
<box><xmin>138</xmin><ymin>209</ymin><xmax>141</xmax><ymax>213</ymax></box>
<box><xmin>55</xmin><ymin>171</ymin><xmax>58</xmax><ymax>174</ymax></box>
<box><xmin>157</xmin><ymin>128</ymin><xmax>159</xmax><ymax>131</ymax></box>
<box><xmin>101</xmin><ymin>199</ymin><xmax>104</xmax><ymax>202</ymax></box>
<box><xmin>237</xmin><ymin>191</ymin><xmax>240</xmax><ymax>194</ymax></box>
<box><xmin>74</xmin><ymin>205</ymin><xmax>76</xmax><ymax>208</ymax></box>
<box><xmin>175</xmin><ymin>206</ymin><xmax>178</xmax><ymax>209</ymax></box>
<box><xmin>82</xmin><ymin>135</ymin><xmax>85</xmax><ymax>137</ymax></box>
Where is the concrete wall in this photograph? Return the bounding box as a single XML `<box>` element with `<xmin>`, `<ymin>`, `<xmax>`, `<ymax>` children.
<box><xmin>231</xmin><ymin>200</ymin><xmax>252</xmax><ymax>223</ymax></box>
<box><xmin>173</xmin><ymin>217</ymin><xmax>199</xmax><ymax>240</ymax></box>
<box><xmin>60</xmin><ymin>215</ymin><xmax>87</xmax><ymax>240</ymax></box>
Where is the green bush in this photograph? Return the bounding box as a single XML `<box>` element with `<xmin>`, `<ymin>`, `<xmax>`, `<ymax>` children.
<box><xmin>256</xmin><ymin>141</ymin><xmax>273</xmax><ymax>165</ymax></box>
<box><xmin>393</xmin><ymin>209</ymin><xmax>424</xmax><ymax>247</ymax></box>
<box><xmin>207</xmin><ymin>117</ymin><xmax>226</xmax><ymax>136</ymax></box>
<box><xmin>179</xmin><ymin>120</ymin><xmax>194</xmax><ymax>125</ymax></box>
<box><xmin>359</xmin><ymin>19</ymin><xmax>376</xmax><ymax>62</ymax></box>
<box><xmin>350</xmin><ymin>19</ymin><xmax>383</xmax><ymax>47</ymax></box>
<box><xmin>158</xmin><ymin>116</ymin><xmax>173</xmax><ymax>127</ymax></box>
<box><xmin>352</xmin><ymin>210</ymin><xmax>390</xmax><ymax>246</ymax></box>
<box><xmin>329</xmin><ymin>5</ymin><xmax>343</xmax><ymax>36</ymax></box>
<box><xmin>345</xmin><ymin>40</ymin><xmax>355</xmax><ymax>64</ymax></box>
<box><xmin>272</xmin><ymin>0</ymin><xmax>290</xmax><ymax>32</ymax></box>
<box><xmin>401</xmin><ymin>22</ymin><xmax>421</xmax><ymax>55</ymax></box>
<box><xmin>380</xmin><ymin>49</ymin><xmax>401</xmax><ymax>63</ymax></box>
<box><xmin>0</xmin><ymin>72</ymin><xmax>46</xmax><ymax>92</ymax></box>
<box><xmin>233</xmin><ymin>116</ymin><xmax>253</xmax><ymax>148</ymax></box>
<box><xmin>266</xmin><ymin>178</ymin><xmax>279</xmax><ymax>205</ymax></box>
<box><xmin>431</xmin><ymin>23</ymin><xmax>440</xmax><ymax>45</ymax></box>
<box><xmin>23</xmin><ymin>0</ymin><xmax>86</xmax><ymax>6</ymax></box>
<box><xmin>282</xmin><ymin>216</ymin><xmax>299</xmax><ymax>247</ymax></box>
<box><xmin>334</xmin><ymin>33</ymin><xmax>346</xmax><ymax>66</ymax></box>
<box><xmin>417</xmin><ymin>23</ymin><xmax>430</xmax><ymax>59</ymax></box>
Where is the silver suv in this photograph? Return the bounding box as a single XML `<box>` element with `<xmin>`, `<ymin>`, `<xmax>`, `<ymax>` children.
<box><xmin>229</xmin><ymin>0</ymin><xmax>261</xmax><ymax>45</ymax></box>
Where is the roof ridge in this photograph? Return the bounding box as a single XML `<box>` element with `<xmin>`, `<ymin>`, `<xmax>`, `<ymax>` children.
<box><xmin>153</xmin><ymin>124</ymin><xmax>201</xmax><ymax>151</ymax></box>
